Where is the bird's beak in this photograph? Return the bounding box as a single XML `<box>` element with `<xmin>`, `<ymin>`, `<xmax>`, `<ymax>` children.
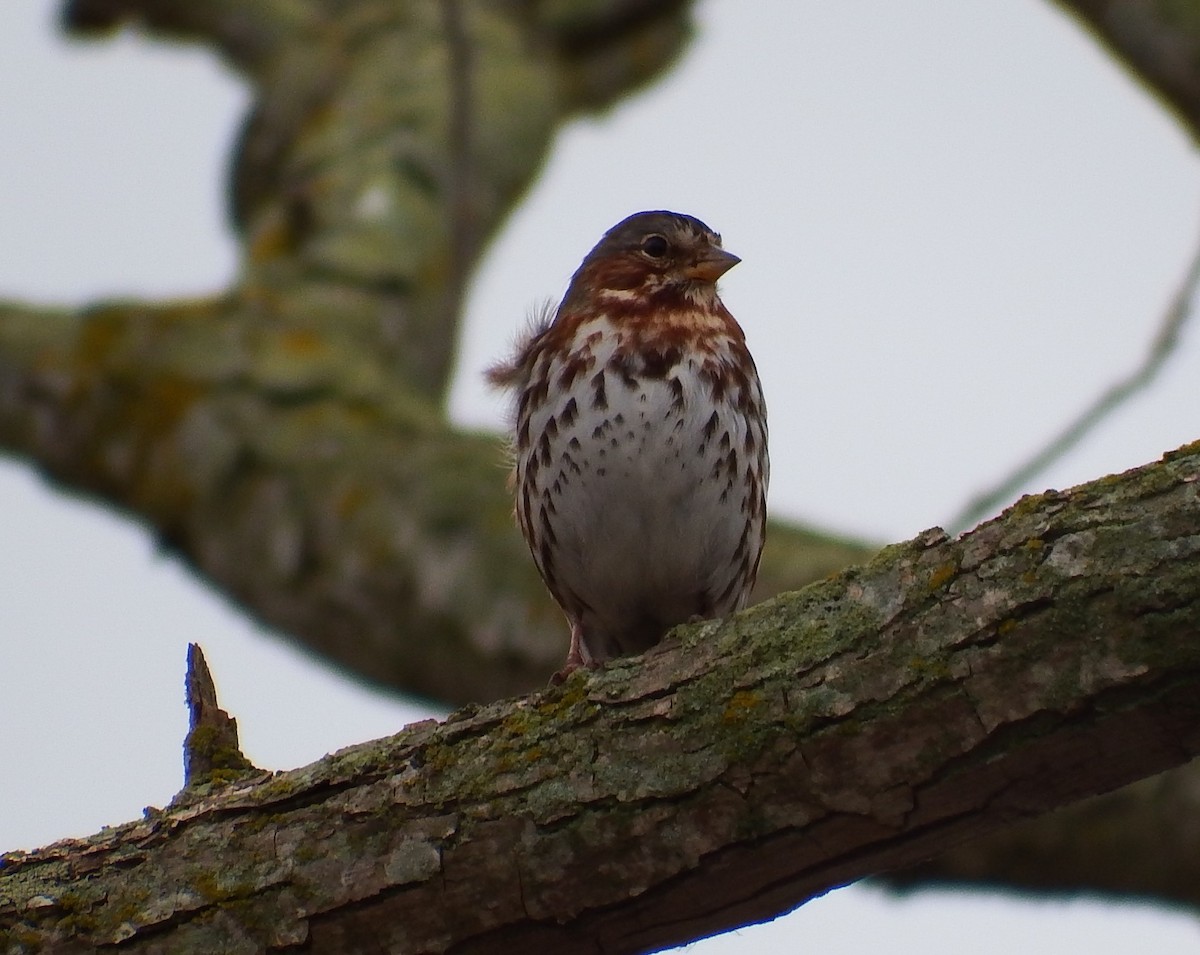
<box><xmin>682</xmin><ymin>246</ymin><xmax>741</xmax><ymax>283</ymax></box>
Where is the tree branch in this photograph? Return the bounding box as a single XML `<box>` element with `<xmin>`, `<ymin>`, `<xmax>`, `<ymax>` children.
<box><xmin>3</xmin><ymin>441</ymin><xmax>1198</xmax><ymax>953</ymax></box>
<box><xmin>0</xmin><ymin>294</ymin><xmax>867</xmax><ymax>704</ymax></box>
<box><xmin>0</xmin><ymin>0</ymin><xmax>869</xmax><ymax>705</ymax></box>
<box><xmin>183</xmin><ymin>643</ymin><xmax>259</xmax><ymax>787</ymax></box>
<box><xmin>881</xmin><ymin>758</ymin><xmax>1200</xmax><ymax>908</ymax></box>
<box><xmin>1054</xmin><ymin>0</ymin><xmax>1200</xmax><ymax>142</ymax></box>
<box><xmin>6</xmin><ymin>0</ymin><xmax>1200</xmax><ymax>925</ymax></box>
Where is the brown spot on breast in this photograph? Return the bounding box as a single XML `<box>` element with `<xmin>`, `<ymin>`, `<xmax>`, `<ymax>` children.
<box><xmin>520</xmin><ymin>484</ymin><xmax>533</xmax><ymax>536</ymax></box>
<box><xmin>591</xmin><ymin>371</ymin><xmax>608</xmax><ymax>410</ymax></box>
<box><xmin>523</xmin><ymin>375</ymin><xmax>550</xmax><ymax>410</ymax></box>
<box><xmin>610</xmin><ymin>354</ymin><xmax>639</xmax><ymax>390</ymax></box>
<box><xmin>706</xmin><ymin>366</ymin><xmax>728</xmax><ymax>403</ymax></box>
<box><xmin>558</xmin><ymin>351</ymin><xmax>594</xmax><ymax>391</ymax></box>
<box><xmin>732</xmin><ymin>521</ymin><xmax>751</xmax><ymax>562</ymax></box>
<box><xmin>537</xmin><ymin>533</ymin><xmax>555</xmax><ymax>580</ymax></box>
<box><xmin>641</xmin><ymin>346</ymin><xmax>683</xmax><ymax>379</ymax></box>
<box><xmin>667</xmin><ymin>375</ymin><xmax>685</xmax><ymax>411</ymax></box>
<box><xmin>560</xmin><ymin>396</ymin><xmax>578</xmax><ymax>427</ymax></box>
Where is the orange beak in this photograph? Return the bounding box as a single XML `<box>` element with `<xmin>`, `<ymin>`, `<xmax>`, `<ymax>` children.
<box><xmin>682</xmin><ymin>246</ymin><xmax>740</xmax><ymax>283</ymax></box>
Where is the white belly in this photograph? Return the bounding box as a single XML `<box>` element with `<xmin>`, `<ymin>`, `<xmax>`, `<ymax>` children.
<box><xmin>518</xmin><ymin>330</ymin><xmax>767</xmax><ymax>656</ymax></box>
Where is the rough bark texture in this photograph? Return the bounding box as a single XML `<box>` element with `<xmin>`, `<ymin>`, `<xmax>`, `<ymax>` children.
<box><xmin>2</xmin><ymin>442</ymin><xmax>1199</xmax><ymax>954</ymax></box>
<box><xmin>4</xmin><ymin>0</ymin><xmax>1200</xmax><ymax>933</ymax></box>
<box><xmin>183</xmin><ymin>643</ymin><xmax>259</xmax><ymax>787</ymax></box>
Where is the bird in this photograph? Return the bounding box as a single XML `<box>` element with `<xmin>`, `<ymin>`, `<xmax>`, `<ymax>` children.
<box><xmin>487</xmin><ymin>210</ymin><xmax>768</xmax><ymax>682</ymax></box>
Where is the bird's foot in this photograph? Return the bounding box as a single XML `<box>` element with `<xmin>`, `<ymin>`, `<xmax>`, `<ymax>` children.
<box><xmin>550</xmin><ymin>622</ymin><xmax>591</xmax><ymax>685</ymax></box>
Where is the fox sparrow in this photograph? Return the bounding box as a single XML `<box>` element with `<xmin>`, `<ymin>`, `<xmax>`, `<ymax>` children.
<box><xmin>488</xmin><ymin>210</ymin><xmax>769</xmax><ymax>682</ymax></box>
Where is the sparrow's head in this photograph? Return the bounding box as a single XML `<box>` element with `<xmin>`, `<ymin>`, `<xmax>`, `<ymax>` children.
<box><xmin>562</xmin><ymin>210</ymin><xmax>740</xmax><ymax>313</ymax></box>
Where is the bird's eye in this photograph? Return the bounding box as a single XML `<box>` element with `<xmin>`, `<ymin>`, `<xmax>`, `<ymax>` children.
<box><xmin>641</xmin><ymin>234</ymin><xmax>669</xmax><ymax>259</ymax></box>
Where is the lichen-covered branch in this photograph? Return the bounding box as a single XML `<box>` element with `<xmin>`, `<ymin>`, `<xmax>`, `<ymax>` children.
<box><xmin>183</xmin><ymin>643</ymin><xmax>259</xmax><ymax>787</ymax></box>
<box><xmin>1054</xmin><ymin>0</ymin><xmax>1200</xmax><ymax>142</ymax></box>
<box><xmin>4</xmin><ymin>0</ymin><xmax>1200</xmax><ymax>927</ymax></box>
<box><xmin>0</xmin><ymin>0</ymin><xmax>866</xmax><ymax>704</ymax></box>
<box><xmin>3</xmin><ymin>442</ymin><xmax>1199</xmax><ymax>953</ymax></box>
<box><xmin>0</xmin><ymin>293</ymin><xmax>865</xmax><ymax>703</ymax></box>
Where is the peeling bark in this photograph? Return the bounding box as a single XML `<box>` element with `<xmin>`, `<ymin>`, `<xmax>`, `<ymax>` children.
<box><xmin>3</xmin><ymin>442</ymin><xmax>1198</xmax><ymax>954</ymax></box>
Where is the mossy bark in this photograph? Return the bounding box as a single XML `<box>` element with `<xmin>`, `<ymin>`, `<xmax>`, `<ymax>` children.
<box><xmin>2</xmin><ymin>443</ymin><xmax>1199</xmax><ymax>953</ymax></box>
<box><xmin>3</xmin><ymin>0</ymin><xmax>1200</xmax><ymax>933</ymax></box>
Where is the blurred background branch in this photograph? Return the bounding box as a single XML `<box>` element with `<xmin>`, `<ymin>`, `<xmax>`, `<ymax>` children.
<box><xmin>1</xmin><ymin>0</ymin><xmax>1199</xmax><ymax>931</ymax></box>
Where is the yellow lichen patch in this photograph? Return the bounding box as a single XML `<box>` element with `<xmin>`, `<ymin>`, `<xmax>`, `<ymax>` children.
<box><xmin>536</xmin><ymin>675</ymin><xmax>590</xmax><ymax>719</ymax></box>
<box><xmin>335</xmin><ymin>482</ymin><xmax>369</xmax><ymax>519</ymax></box>
<box><xmin>1163</xmin><ymin>439</ymin><xmax>1200</xmax><ymax>461</ymax></box>
<box><xmin>246</xmin><ymin>211</ymin><xmax>299</xmax><ymax>263</ymax></box>
<box><xmin>926</xmin><ymin>561</ymin><xmax>957</xmax><ymax>593</ymax></box>
<box><xmin>722</xmin><ymin>689</ymin><xmax>761</xmax><ymax>724</ymax></box>
<box><xmin>1020</xmin><ymin>540</ymin><xmax>1046</xmax><ymax>581</ymax></box>
<box><xmin>279</xmin><ymin>328</ymin><xmax>326</xmax><ymax>355</ymax></box>
<box><xmin>998</xmin><ymin>618</ymin><xmax>1018</xmax><ymax>636</ymax></box>
<box><xmin>1008</xmin><ymin>492</ymin><xmax>1050</xmax><ymax>518</ymax></box>
<box><xmin>136</xmin><ymin>376</ymin><xmax>206</xmax><ymax>438</ymax></box>
<box><xmin>907</xmin><ymin>655</ymin><xmax>952</xmax><ymax>681</ymax></box>
<box><xmin>75</xmin><ymin>310</ymin><xmax>127</xmax><ymax>370</ymax></box>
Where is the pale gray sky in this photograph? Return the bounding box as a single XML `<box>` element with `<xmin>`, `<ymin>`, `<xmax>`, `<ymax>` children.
<box><xmin>2</xmin><ymin>0</ymin><xmax>1198</xmax><ymax>950</ymax></box>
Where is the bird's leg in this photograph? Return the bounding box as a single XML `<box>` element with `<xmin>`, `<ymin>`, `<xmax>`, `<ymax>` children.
<box><xmin>550</xmin><ymin>619</ymin><xmax>589</xmax><ymax>685</ymax></box>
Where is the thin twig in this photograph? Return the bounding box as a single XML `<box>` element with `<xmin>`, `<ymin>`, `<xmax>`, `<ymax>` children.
<box><xmin>948</xmin><ymin>219</ymin><xmax>1200</xmax><ymax>533</ymax></box>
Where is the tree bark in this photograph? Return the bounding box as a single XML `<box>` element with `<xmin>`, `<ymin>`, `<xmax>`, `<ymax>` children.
<box><xmin>4</xmin><ymin>0</ymin><xmax>1200</xmax><ymax>929</ymax></box>
<box><xmin>3</xmin><ymin>441</ymin><xmax>1199</xmax><ymax>953</ymax></box>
